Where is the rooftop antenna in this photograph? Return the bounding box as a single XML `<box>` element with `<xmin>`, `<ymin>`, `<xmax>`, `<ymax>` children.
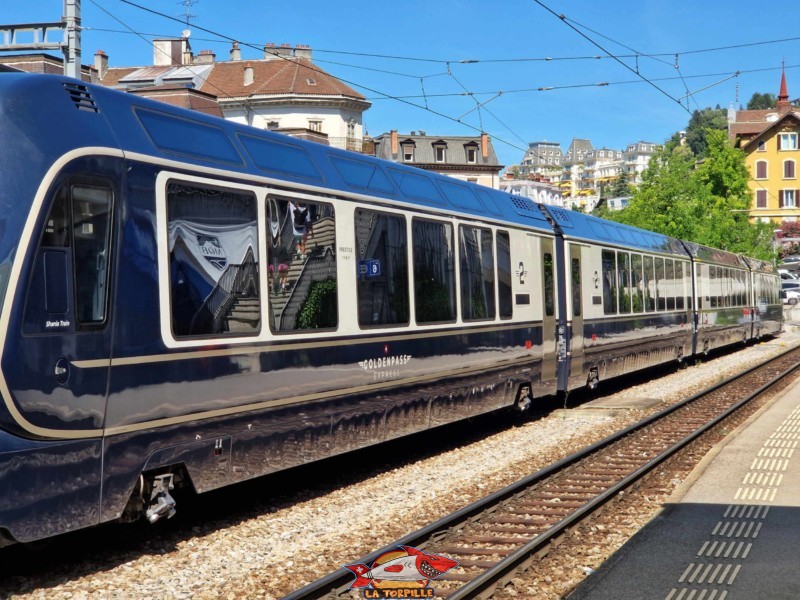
<box><xmin>179</xmin><ymin>0</ymin><xmax>197</xmax><ymax>38</ymax></box>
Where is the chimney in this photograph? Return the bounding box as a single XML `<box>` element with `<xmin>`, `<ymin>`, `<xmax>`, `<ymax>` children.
<box><xmin>275</xmin><ymin>43</ymin><xmax>293</xmax><ymax>59</ymax></box>
<box><xmin>481</xmin><ymin>133</ymin><xmax>489</xmax><ymax>159</ymax></box>
<box><xmin>194</xmin><ymin>50</ymin><xmax>216</xmax><ymax>65</ymax></box>
<box><xmin>263</xmin><ymin>42</ymin><xmax>277</xmax><ymax>60</ymax></box>
<box><xmin>94</xmin><ymin>50</ymin><xmax>108</xmax><ymax>79</ymax></box>
<box><xmin>294</xmin><ymin>44</ymin><xmax>312</xmax><ymax>60</ymax></box>
<box><xmin>244</xmin><ymin>62</ymin><xmax>254</xmax><ymax>86</ymax></box>
<box><xmin>230</xmin><ymin>41</ymin><xmax>241</xmax><ymax>61</ymax></box>
<box><xmin>390</xmin><ymin>130</ymin><xmax>398</xmax><ymax>156</ymax></box>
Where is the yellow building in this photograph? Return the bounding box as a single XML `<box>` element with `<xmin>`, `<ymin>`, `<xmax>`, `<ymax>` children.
<box><xmin>730</xmin><ymin>70</ymin><xmax>800</xmax><ymax>223</ymax></box>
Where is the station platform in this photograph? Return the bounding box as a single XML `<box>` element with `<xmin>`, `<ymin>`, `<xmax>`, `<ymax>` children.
<box><xmin>568</xmin><ymin>376</ymin><xmax>800</xmax><ymax>600</ymax></box>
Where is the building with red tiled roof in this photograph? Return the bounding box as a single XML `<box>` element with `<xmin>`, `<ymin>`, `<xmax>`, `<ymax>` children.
<box><xmin>729</xmin><ymin>69</ymin><xmax>800</xmax><ymax>222</ymax></box>
<box><xmin>94</xmin><ymin>39</ymin><xmax>371</xmax><ymax>151</ymax></box>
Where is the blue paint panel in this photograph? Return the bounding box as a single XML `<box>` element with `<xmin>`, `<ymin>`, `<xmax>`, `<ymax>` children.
<box><xmin>436</xmin><ymin>179</ymin><xmax>484</xmax><ymax>211</ymax></box>
<box><xmin>329</xmin><ymin>154</ymin><xmax>395</xmax><ymax>194</ymax></box>
<box><xmin>472</xmin><ymin>187</ymin><xmax>503</xmax><ymax>216</ymax></box>
<box><xmin>238</xmin><ymin>133</ymin><xmax>323</xmax><ymax>181</ymax></box>
<box><xmin>135</xmin><ymin>108</ymin><xmax>244</xmax><ymax>166</ymax></box>
<box><xmin>387</xmin><ymin>168</ymin><xmax>445</xmax><ymax>204</ymax></box>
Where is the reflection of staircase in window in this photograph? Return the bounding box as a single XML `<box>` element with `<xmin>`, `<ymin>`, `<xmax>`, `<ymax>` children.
<box><xmin>192</xmin><ymin>247</ymin><xmax>260</xmax><ymax>334</ymax></box>
<box><xmin>271</xmin><ymin>217</ymin><xmax>336</xmax><ymax>330</ymax></box>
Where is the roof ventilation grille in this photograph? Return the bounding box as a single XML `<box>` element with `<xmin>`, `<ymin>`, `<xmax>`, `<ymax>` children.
<box><xmin>63</xmin><ymin>82</ymin><xmax>99</xmax><ymax>113</ymax></box>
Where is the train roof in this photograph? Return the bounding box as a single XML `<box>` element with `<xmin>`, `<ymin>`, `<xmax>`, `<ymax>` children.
<box><xmin>0</xmin><ymin>72</ymin><xmax>555</xmax><ymax>232</ymax></box>
<box><xmin>542</xmin><ymin>205</ymin><xmax>690</xmax><ymax>257</ymax></box>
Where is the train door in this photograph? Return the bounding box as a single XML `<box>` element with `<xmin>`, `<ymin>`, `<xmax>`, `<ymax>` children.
<box><xmin>567</xmin><ymin>243</ymin><xmax>585</xmax><ymax>383</ymax></box>
<box><xmin>540</xmin><ymin>238</ymin><xmax>558</xmax><ymax>384</ymax></box>
<box><xmin>15</xmin><ymin>170</ymin><xmax>116</xmax><ymax>435</ymax></box>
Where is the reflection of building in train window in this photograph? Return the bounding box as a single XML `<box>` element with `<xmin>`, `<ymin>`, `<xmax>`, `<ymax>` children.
<box><xmin>166</xmin><ymin>182</ymin><xmax>260</xmax><ymax>337</ymax></box>
<box><xmin>267</xmin><ymin>196</ymin><xmax>338</xmax><ymax>333</ymax></box>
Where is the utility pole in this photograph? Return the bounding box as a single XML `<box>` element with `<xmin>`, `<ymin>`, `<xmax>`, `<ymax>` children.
<box><xmin>0</xmin><ymin>0</ymin><xmax>82</xmax><ymax>79</ymax></box>
<box><xmin>63</xmin><ymin>0</ymin><xmax>82</xmax><ymax>79</ymax></box>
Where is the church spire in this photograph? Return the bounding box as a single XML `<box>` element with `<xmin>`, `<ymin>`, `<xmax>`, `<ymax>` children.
<box><xmin>778</xmin><ymin>62</ymin><xmax>791</xmax><ymax>113</ymax></box>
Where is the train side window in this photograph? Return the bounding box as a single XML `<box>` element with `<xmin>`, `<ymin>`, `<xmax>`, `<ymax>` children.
<box><xmin>684</xmin><ymin>263</ymin><xmax>692</xmax><ymax>310</ymax></box>
<box><xmin>267</xmin><ymin>197</ymin><xmax>337</xmax><ymax>332</ymax></box>
<box><xmin>571</xmin><ymin>257</ymin><xmax>581</xmax><ymax>317</ymax></box>
<box><xmin>496</xmin><ymin>231</ymin><xmax>512</xmax><ymax>319</ymax></box>
<box><xmin>24</xmin><ymin>182</ymin><xmax>113</xmax><ymax>333</ymax></box>
<box><xmin>543</xmin><ymin>252</ymin><xmax>555</xmax><ymax>317</ymax></box>
<box><xmin>644</xmin><ymin>256</ymin><xmax>655</xmax><ymax>312</ymax></box>
<box><xmin>354</xmin><ymin>209</ymin><xmax>408</xmax><ymax>327</ymax></box>
<box><xmin>412</xmin><ymin>218</ymin><xmax>455</xmax><ymax>324</ymax></box>
<box><xmin>167</xmin><ymin>182</ymin><xmax>260</xmax><ymax>337</ymax></box>
<box><xmin>665</xmin><ymin>260</ymin><xmax>676</xmax><ymax>310</ymax></box>
<box><xmin>459</xmin><ymin>225</ymin><xmax>496</xmax><ymax>321</ymax></box>
<box><xmin>617</xmin><ymin>252</ymin><xmax>631</xmax><ymax>313</ymax></box>
<box><xmin>631</xmin><ymin>254</ymin><xmax>643</xmax><ymax>312</ymax></box>
<box><xmin>72</xmin><ymin>186</ymin><xmax>113</xmax><ymax>324</ymax></box>
<box><xmin>655</xmin><ymin>258</ymin><xmax>666</xmax><ymax>311</ymax></box>
<box><xmin>709</xmin><ymin>266</ymin><xmax>718</xmax><ymax>308</ymax></box>
<box><xmin>601</xmin><ymin>249</ymin><xmax>617</xmax><ymax>315</ymax></box>
<box><xmin>675</xmin><ymin>262</ymin><xmax>685</xmax><ymax>310</ymax></box>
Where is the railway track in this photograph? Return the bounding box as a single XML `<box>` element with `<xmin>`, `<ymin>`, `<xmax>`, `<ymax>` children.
<box><xmin>283</xmin><ymin>345</ymin><xmax>800</xmax><ymax>600</ymax></box>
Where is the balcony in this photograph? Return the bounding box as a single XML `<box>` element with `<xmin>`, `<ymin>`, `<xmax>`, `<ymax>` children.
<box><xmin>328</xmin><ymin>137</ymin><xmax>368</xmax><ymax>153</ymax></box>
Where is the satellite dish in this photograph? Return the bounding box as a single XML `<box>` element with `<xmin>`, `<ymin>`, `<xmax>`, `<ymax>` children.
<box><xmin>182</xmin><ymin>29</ymin><xmax>191</xmax><ymax>39</ymax></box>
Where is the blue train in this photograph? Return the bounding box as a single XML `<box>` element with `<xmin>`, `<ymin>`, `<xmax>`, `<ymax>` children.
<box><xmin>0</xmin><ymin>72</ymin><xmax>782</xmax><ymax>545</ymax></box>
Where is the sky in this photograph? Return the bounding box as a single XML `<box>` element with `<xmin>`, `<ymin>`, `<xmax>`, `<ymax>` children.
<box><xmin>3</xmin><ymin>1</ymin><xmax>799</xmax><ymax>169</ymax></box>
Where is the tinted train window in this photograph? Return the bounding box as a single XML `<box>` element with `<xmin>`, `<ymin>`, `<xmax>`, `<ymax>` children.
<box><xmin>543</xmin><ymin>253</ymin><xmax>555</xmax><ymax>317</ymax></box>
<box><xmin>412</xmin><ymin>218</ymin><xmax>455</xmax><ymax>323</ymax></box>
<box><xmin>655</xmin><ymin>258</ymin><xmax>666</xmax><ymax>310</ymax></box>
<box><xmin>355</xmin><ymin>209</ymin><xmax>408</xmax><ymax>327</ymax></box>
<box><xmin>631</xmin><ymin>254</ymin><xmax>644</xmax><ymax>312</ymax></box>
<box><xmin>571</xmin><ymin>257</ymin><xmax>582</xmax><ymax>317</ymax></box>
<box><xmin>602</xmin><ymin>249</ymin><xmax>617</xmax><ymax>315</ymax></box>
<box><xmin>267</xmin><ymin>197</ymin><xmax>337</xmax><ymax>332</ymax></box>
<box><xmin>665</xmin><ymin>260</ymin><xmax>676</xmax><ymax>310</ymax></box>
<box><xmin>26</xmin><ymin>183</ymin><xmax>114</xmax><ymax>331</ymax></box>
<box><xmin>644</xmin><ymin>256</ymin><xmax>655</xmax><ymax>311</ymax></box>
<box><xmin>167</xmin><ymin>182</ymin><xmax>260</xmax><ymax>337</ymax></box>
<box><xmin>460</xmin><ymin>225</ymin><xmax>495</xmax><ymax>321</ymax></box>
<box><xmin>618</xmin><ymin>252</ymin><xmax>631</xmax><ymax>313</ymax></box>
<box><xmin>675</xmin><ymin>262</ymin><xmax>686</xmax><ymax>310</ymax></box>
<box><xmin>497</xmin><ymin>231</ymin><xmax>512</xmax><ymax>318</ymax></box>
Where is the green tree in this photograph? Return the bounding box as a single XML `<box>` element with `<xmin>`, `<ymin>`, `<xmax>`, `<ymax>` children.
<box><xmin>684</xmin><ymin>107</ymin><xmax>728</xmax><ymax>157</ymax></box>
<box><xmin>607</xmin><ymin>131</ymin><xmax>775</xmax><ymax>260</ymax></box>
<box><xmin>746</xmin><ymin>92</ymin><xmax>777</xmax><ymax>110</ymax></box>
<box><xmin>608</xmin><ymin>170</ymin><xmax>633</xmax><ymax>198</ymax></box>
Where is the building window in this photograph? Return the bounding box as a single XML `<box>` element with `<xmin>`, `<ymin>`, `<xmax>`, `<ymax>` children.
<box><xmin>756</xmin><ymin>189</ymin><xmax>767</xmax><ymax>208</ymax></box>
<box><xmin>266</xmin><ymin>121</ymin><xmax>279</xmax><ymax>130</ymax></box>
<box><xmin>780</xmin><ymin>189</ymin><xmax>797</xmax><ymax>208</ymax></box>
<box><xmin>785</xmin><ymin>160</ymin><xmax>796</xmax><ymax>179</ymax></box>
<box><xmin>308</xmin><ymin>119</ymin><xmax>322</xmax><ymax>133</ymax></box>
<box><xmin>465</xmin><ymin>146</ymin><xmax>477</xmax><ymax>164</ymax></box>
<box><xmin>347</xmin><ymin>119</ymin><xmax>356</xmax><ymax>139</ymax></box>
<box><xmin>402</xmin><ymin>143</ymin><xmax>415</xmax><ymax>162</ymax></box>
<box><xmin>756</xmin><ymin>160</ymin><xmax>768</xmax><ymax>179</ymax></box>
<box><xmin>757</xmin><ymin>140</ymin><xmax>766</xmax><ymax>152</ymax></box>
<box><xmin>434</xmin><ymin>145</ymin><xmax>446</xmax><ymax>163</ymax></box>
<box><xmin>779</xmin><ymin>133</ymin><xmax>798</xmax><ymax>150</ymax></box>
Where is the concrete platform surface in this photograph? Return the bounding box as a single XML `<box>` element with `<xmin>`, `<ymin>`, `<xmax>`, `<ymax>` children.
<box><xmin>567</xmin><ymin>378</ymin><xmax>800</xmax><ymax>600</ymax></box>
